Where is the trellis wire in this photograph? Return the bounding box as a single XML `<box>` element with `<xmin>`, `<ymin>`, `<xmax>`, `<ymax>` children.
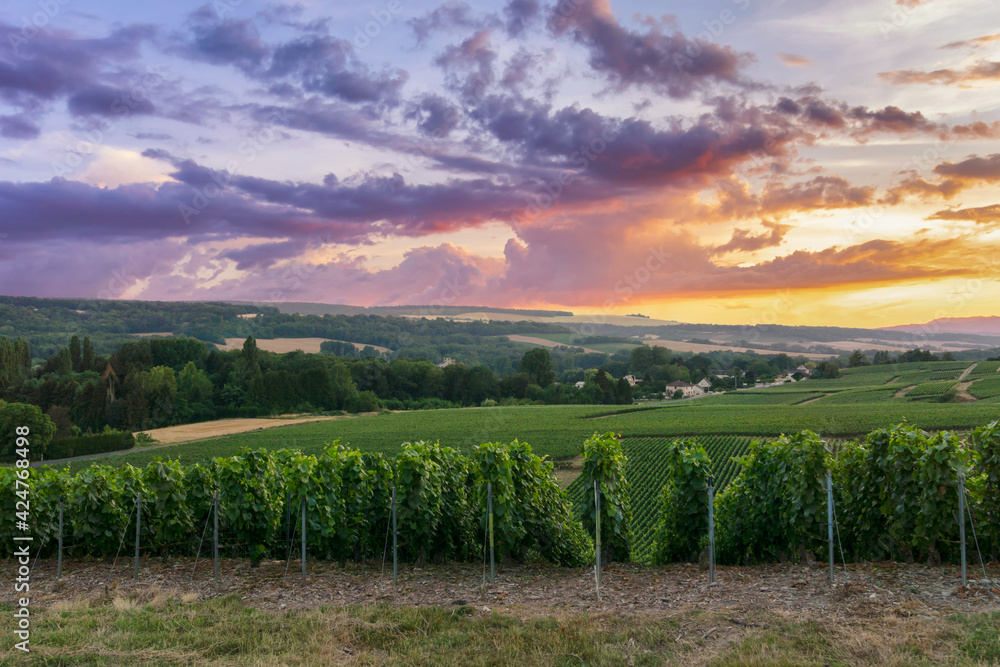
<box><xmin>379</xmin><ymin>493</ymin><xmax>392</xmax><ymax>582</ymax></box>
<box><xmin>189</xmin><ymin>499</ymin><xmax>215</xmax><ymax>582</ymax></box>
<box><xmin>105</xmin><ymin>494</ymin><xmax>139</xmax><ymax>588</ymax></box>
<box><xmin>962</xmin><ymin>484</ymin><xmax>996</xmax><ymax>599</ymax></box>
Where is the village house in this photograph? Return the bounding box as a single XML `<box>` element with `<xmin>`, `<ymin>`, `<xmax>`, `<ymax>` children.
<box><xmin>665</xmin><ymin>380</ymin><xmax>705</xmax><ymax>398</ymax></box>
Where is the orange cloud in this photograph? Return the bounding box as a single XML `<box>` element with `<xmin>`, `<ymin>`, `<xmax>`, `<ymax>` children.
<box><xmin>927</xmin><ymin>204</ymin><xmax>1000</xmax><ymax>224</ymax></box>
<box><xmin>778</xmin><ymin>53</ymin><xmax>814</xmax><ymax>67</ymax></box>
<box><xmin>880</xmin><ymin>60</ymin><xmax>1000</xmax><ymax>86</ymax></box>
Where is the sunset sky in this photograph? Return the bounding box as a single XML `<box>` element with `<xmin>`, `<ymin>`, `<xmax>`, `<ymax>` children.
<box><xmin>1</xmin><ymin>0</ymin><xmax>998</xmax><ymax>327</ymax></box>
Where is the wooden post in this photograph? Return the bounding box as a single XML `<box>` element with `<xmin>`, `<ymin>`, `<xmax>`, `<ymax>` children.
<box><xmin>57</xmin><ymin>496</ymin><xmax>64</xmax><ymax>581</ymax></box>
<box><xmin>708</xmin><ymin>481</ymin><xmax>715</xmax><ymax>585</ymax></box>
<box><xmin>391</xmin><ymin>486</ymin><xmax>398</xmax><ymax>585</ymax></box>
<box><xmin>301</xmin><ymin>498</ymin><xmax>307</xmax><ymax>583</ymax></box>
<box><xmin>213</xmin><ymin>492</ymin><xmax>220</xmax><ymax>585</ymax></box>
<box><xmin>594</xmin><ymin>480</ymin><xmax>601</xmax><ymax>601</ymax></box>
<box><xmin>958</xmin><ymin>470</ymin><xmax>967</xmax><ymax>586</ymax></box>
<box><xmin>487</xmin><ymin>482</ymin><xmax>495</xmax><ymax>584</ymax></box>
<box><xmin>134</xmin><ymin>493</ymin><xmax>141</xmax><ymax>581</ymax></box>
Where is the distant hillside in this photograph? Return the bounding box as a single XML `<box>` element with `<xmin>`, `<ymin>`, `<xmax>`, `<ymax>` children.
<box><xmin>224</xmin><ymin>301</ymin><xmax>574</xmax><ymax>318</ymax></box>
<box><xmin>881</xmin><ymin>316</ymin><xmax>1000</xmax><ymax>337</ymax></box>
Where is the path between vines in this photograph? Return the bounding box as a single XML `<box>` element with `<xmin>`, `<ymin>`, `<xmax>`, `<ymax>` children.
<box><xmin>14</xmin><ymin>558</ymin><xmax>998</xmax><ymax>620</ymax></box>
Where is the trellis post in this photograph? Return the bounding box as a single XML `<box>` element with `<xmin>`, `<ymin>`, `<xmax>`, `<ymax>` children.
<box><xmin>213</xmin><ymin>492</ymin><xmax>220</xmax><ymax>585</ymax></box>
<box><xmin>134</xmin><ymin>493</ymin><xmax>142</xmax><ymax>580</ymax></box>
<box><xmin>827</xmin><ymin>470</ymin><xmax>835</xmax><ymax>583</ymax></box>
<box><xmin>392</xmin><ymin>485</ymin><xmax>398</xmax><ymax>585</ymax></box>
<box><xmin>487</xmin><ymin>482</ymin><xmax>495</xmax><ymax>584</ymax></box>
<box><xmin>708</xmin><ymin>479</ymin><xmax>716</xmax><ymax>585</ymax></box>
<box><xmin>57</xmin><ymin>496</ymin><xmax>63</xmax><ymax>581</ymax></box>
<box><xmin>958</xmin><ymin>470</ymin><xmax>967</xmax><ymax>586</ymax></box>
<box><xmin>594</xmin><ymin>480</ymin><xmax>601</xmax><ymax>601</ymax></box>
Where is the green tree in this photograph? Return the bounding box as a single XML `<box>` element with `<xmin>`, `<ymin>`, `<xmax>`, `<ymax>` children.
<box><xmin>520</xmin><ymin>348</ymin><xmax>555</xmax><ymax>388</ymax></box>
<box><xmin>816</xmin><ymin>362</ymin><xmax>840</xmax><ymax>379</ymax></box>
<box><xmin>0</xmin><ymin>400</ymin><xmax>57</xmax><ymax>461</ymax></box>
<box><xmin>82</xmin><ymin>336</ymin><xmax>95</xmax><ymax>372</ymax></box>
<box><xmin>69</xmin><ymin>335</ymin><xmax>82</xmax><ymax>372</ymax></box>
<box><xmin>615</xmin><ymin>378</ymin><xmax>633</xmax><ymax>404</ymax></box>
<box><xmin>177</xmin><ymin>362</ymin><xmax>213</xmax><ymax>404</ymax></box>
<box><xmin>0</xmin><ymin>338</ymin><xmax>31</xmax><ymax>389</ymax></box>
<box><xmin>848</xmin><ymin>350</ymin><xmax>869</xmax><ymax>367</ymax></box>
<box><xmin>629</xmin><ymin>345</ymin><xmax>653</xmax><ymax>374</ymax></box>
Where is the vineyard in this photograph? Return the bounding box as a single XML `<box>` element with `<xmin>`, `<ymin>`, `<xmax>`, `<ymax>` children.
<box><xmin>42</xmin><ymin>360</ymin><xmax>1000</xmax><ymax>476</ymax></box>
<box><xmin>970</xmin><ymin>378</ymin><xmax>1000</xmax><ymax>400</ymax></box>
<box><xmin>906</xmin><ymin>381</ymin><xmax>959</xmax><ymax>397</ymax></box>
<box><xmin>566</xmin><ymin>436</ymin><xmax>756</xmax><ymax>562</ymax></box>
<box><xmin>9</xmin><ymin>421</ymin><xmax>1000</xmax><ymax>578</ymax></box>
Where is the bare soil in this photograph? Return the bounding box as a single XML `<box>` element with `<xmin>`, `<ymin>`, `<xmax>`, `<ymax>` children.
<box><xmin>12</xmin><ymin>558</ymin><xmax>998</xmax><ymax>620</ymax></box>
<box><xmin>893</xmin><ymin>385</ymin><xmax>916</xmax><ymax>398</ymax></box>
<box><xmin>552</xmin><ymin>456</ymin><xmax>584</xmax><ymax>489</ymax></box>
<box><xmin>137</xmin><ymin>415</ymin><xmax>353</xmax><ymax>445</ymax></box>
<box><xmin>954</xmin><ymin>381</ymin><xmax>978</xmax><ymax>403</ymax></box>
<box><xmin>506</xmin><ymin>335</ymin><xmax>604</xmax><ymax>355</ymax></box>
<box><xmin>217</xmin><ymin>338</ymin><xmax>390</xmax><ymax>354</ymax></box>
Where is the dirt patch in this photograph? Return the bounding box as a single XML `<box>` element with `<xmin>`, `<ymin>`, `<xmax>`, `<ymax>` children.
<box><xmin>506</xmin><ymin>335</ymin><xmax>604</xmax><ymax>355</ymax></box>
<box><xmin>954</xmin><ymin>381</ymin><xmax>978</xmax><ymax>403</ymax></box>
<box><xmin>552</xmin><ymin>456</ymin><xmax>583</xmax><ymax>489</ymax></box>
<box><xmin>137</xmin><ymin>415</ymin><xmax>355</xmax><ymax>445</ymax></box>
<box><xmin>884</xmin><ymin>375</ymin><xmax>899</xmax><ymax>385</ymax></box>
<box><xmin>958</xmin><ymin>363</ymin><xmax>978</xmax><ymax>382</ymax></box>
<box><xmin>893</xmin><ymin>385</ymin><xmax>916</xmax><ymax>398</ymax></box>
<box><xmin>796</xmin><ymin>394</ymin><xmax>831</xmax><ymax>405</ymax></box>
<box><xmin>13</xmin><ymin>558</ymin><xmax>998</xmax><ymax>620</ymax></box>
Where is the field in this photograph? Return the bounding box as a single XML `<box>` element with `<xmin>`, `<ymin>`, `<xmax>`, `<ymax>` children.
<box><xmin>216</xmin><ymin>338</ymin><xmax>391</xmax><ymax>354</ymax></box>
<box><xmin>133</xmin><ymin>415</ymin><xmax>348</xmax><ymax>446</ymax></box>
<box><xmin>8</xmin><ymin>558</ymin><xmax>1000</xmax><ymax>666</ymax></box>
<box><xmin>907</xmin><ymin>381</ymin><xmax>959</xmax><ymax>397</ymax></box>
<box><xmin>504</xmin><ymin>334</ymin><xmax>606</xmax><ymax>354</ymax></box>
<box><xmin>970</xmin><ymin>377</ymin><xmax>1000</xmax><ymax>400</ymax></box>
<box><xmin>567</xmin><ymin>436</ymin><xmax>757</xmax><ymax>562</ymax></box>
<box><xmin>57</xmin><ymin>394</ymin><xmax>1000</xmax><ymax>475</ymax></box>
<box><xmin>639</xmin><ymin>338</ymin><xmax>834</xmax><ymax>360</ymax></box>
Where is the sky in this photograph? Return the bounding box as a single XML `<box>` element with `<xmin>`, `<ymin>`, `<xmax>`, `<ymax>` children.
<box><xmin>0</xmin><ymin>0</ymin><xmax>998</xmax><ymax>327</ymax></box>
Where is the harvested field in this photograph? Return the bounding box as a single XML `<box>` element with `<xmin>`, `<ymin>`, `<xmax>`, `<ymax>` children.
<box><xmin>137</xmin><ymin>415</ymin><xmax>350</xmax><ymax>445</ymax></box>
<box><xmin>218</xmin><ymin>337</ymin><xmax>390</xmax><ymax>354</ymax></box>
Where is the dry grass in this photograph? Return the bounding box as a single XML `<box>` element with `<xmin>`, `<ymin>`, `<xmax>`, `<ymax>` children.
<box><xmin>5</xmin><ymin>594</ymin><xmax>998</xmax><ymax>666</ymax></box>
<box><xmin>136</xmin><ymin>415</ymin><xmax>347</xmax><ymax>445</ymax></box>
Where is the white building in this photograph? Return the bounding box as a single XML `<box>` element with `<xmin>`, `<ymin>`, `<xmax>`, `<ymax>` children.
<box><xmin>666</xmin><ymin>381</ymin><xmax>705</xmax><ymax>398</ymax></box>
